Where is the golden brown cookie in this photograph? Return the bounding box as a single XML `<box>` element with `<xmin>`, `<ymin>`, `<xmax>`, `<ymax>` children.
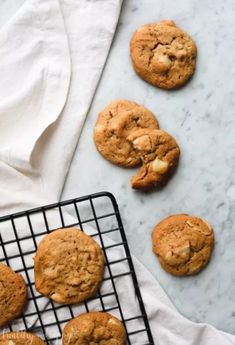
<box><xmin>152</xmin><ymin>214</ymin><xmax>214</xmax><ymax>276</ymax></box>
<box><xmin>0</xmin><ymin>332</ymin><xmax>45</xmax><ymax>345</ymax></box>
<box><xmin>34</xmin><ymin>228</ymin><xmax>104</xmax><ymax>304</ymax></box>
<box><xmin>0</xmin><ymin>263</ymin><xmax>27</xmax><ymax>327</ymax></box>
<box><xmin>94</xmin><ymin>99</ymin><xmax>159</xmax><ymax>167</ymax></box>
<box><xmin>130</xmin><ymin>20</ymin><xmax>197</xmax><ymax>89</ymax></box>
<box><xmin>127</xmin><ymin>129</ymin><xmax>180</xmax><ymax>189</ymax></box>
<box><xmin>62</xmin><ymin>312</ymin><xmax>126</xmax><ymax>345</ymax></box>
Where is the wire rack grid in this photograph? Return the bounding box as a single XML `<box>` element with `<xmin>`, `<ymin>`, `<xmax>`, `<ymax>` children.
<box><xmin>0</xmin><ymin>191</ymin><xmax>154</xmax><ymax>345</ymax></box>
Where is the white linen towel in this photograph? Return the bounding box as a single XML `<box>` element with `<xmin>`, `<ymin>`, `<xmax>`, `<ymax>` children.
<box><xmin>0</xmin><ymin>1</ymin><xmax>234</xmax><ymax>344</ymax></box>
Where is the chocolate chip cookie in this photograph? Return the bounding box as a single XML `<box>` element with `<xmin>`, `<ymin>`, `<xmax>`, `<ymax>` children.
<box><xmin>0</xmin><ymin>332</ymin><xmax>45</xmax><ymax>345</ymax></box>
<box><xmin>34</xmin><ymin>228</ymin><xmax>104</xmax><ymax>304</ymax></box>
<box><xmin>0</xmin><ymin>263</ymin><xmax>27</xmax><ymax>327</ymax></box>
<box><xmin>130</xmin><ymin>20</ymin><xmax>197</xmax><ymax>89</ymax></box>
<box><xmin>94</xmin><ymin>99</ymin><xmax>159</xmax><ymax>167</ymax></box>
<box><xmin>152</xmin><ymin>214</ymin><xmax>214</xmax><ymax>276</ymax></box>
<box><xmin>127</xmin><ymin>129</ymin><xmax>180</xmax><ymax>189</ymax></box>
<box><xmin>62</xmin><ymin>312</ymin><xmax>126</xmax><ymax>345</ymax></box>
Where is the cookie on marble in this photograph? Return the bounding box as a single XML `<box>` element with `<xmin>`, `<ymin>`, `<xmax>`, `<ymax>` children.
<box><xmin>0</xmin><ymin>263</ymin><xmax>27</xmax><ymax>327</ymax></box>
<box><xmin>127</xmin><ymin>129</ymin><xmax>180</xmax><ymax>189</ymax></box>
<box><xmin>152</xmin><ymin>214</ymin><xmax>214</xmax><ymax>276</ymax></box>
<box><xmin>62</xmin><ymin>312</ymin><xmax>126</xmax><ymax>345</ymax></box>
<box><xmin>94</xmin><ymin>99</ymin><xmax>159</xmax><ymax>167</ymax></box>
<box><xmin>34</xmin><ymin>228</ymin><xmax>104</xmax><ymax>304</ymax></box>
<box><xmin>0</xmin><ymin>332</ymin><xmax>45</xmax><ymax>345</ymax></box>
<box><xmin>130</xmin><ymin>20</ymin><xmax>197</xmax><ymax>89</ymax></box>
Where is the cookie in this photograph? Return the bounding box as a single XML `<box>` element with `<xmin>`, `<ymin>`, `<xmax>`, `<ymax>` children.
<box><xmin>94</xmin><ymin>99</ymin><xmax>159</xmax><ymax>167</ymax></box>
<box><xmin>34</xmin><ymin>228</ymin><xmax>104</xmax><ymax>304</ymax></box>
<box><xmin>130</xmin><ymin>20</ymin><xmax>197</xmax><ymax>89</ymax></box>
<box><xmin>127</xmin><ymin>129</ymin><xmax>180</xmax><ymax>189</ymax></box>
<box><xmin>0</xmin><ymin>263</ymin><xmax>27</xmax><ymax>327</ymax></box>
<box><xmin>152</xmin><ymin>214</ymin><xmax>214</xmax><ymax>276</ymax></box>
<box><xmin>62</xmin><ymin>312</ymin><xmax>126</xmax><ymax>345</ymax></box>
<box><xmin>0</xmin><ymin>332</ymin><xmax>45</xmax><ymax>345</ymax></box>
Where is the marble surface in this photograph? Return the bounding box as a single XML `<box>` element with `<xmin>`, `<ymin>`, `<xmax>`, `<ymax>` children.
<box><xmin>63</xmin><ymin>0</ymin><xmax>235</xmax><ymax>335</ymax></box>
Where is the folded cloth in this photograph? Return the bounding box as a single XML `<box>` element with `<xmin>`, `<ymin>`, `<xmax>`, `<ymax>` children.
<box><xmin>135</xmin><ymin>257</ymin><xmax>235</xmax><ymax>345</ymax></box>
<box><xmin>0</xmin><ymin>1</ymin><xmax>234</xmax><ymax>344</ymax></box>
<box><xmin>0</xmin><ymin>0</ymin><xmax>123</xmax><ymax>211</ymax></box>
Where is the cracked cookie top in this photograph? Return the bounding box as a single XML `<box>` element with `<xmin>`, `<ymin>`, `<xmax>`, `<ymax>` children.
<box><xmin>0</xmin><ymin>332</ymin><xmax>45</xmax><ymax>345</ymax></box>
<box><xmin>62</xmin><ymin>312</ymin><xmax>126</xmax><ymax>345</ymax></box>
<box><xmin>130</xmin><ymin>20</ymin><xmax>197</xmax><ymax>89</ymax></box>
<box><xmin>0</xmin><ymin>263</ymin><xmax>27</xmax><ymax>327</ymax></box>
<box><xmin>34</xmin><ymin>228</ymin><xmax>104</xmax><ymax>304</ymax></box>
<box><xmin>127</xmin><ymin>129</ymin><xmax>180</xmax><ymax>189</ymax></box>
<box><xmin>94</xmin><ymin>99</ymin><xmax>159</xmax><ymax>167</ymax></box>
<box><xmin>152</xmin><ymin>214</ymin><xmax>214</xmax><ymax>276</ymax></box>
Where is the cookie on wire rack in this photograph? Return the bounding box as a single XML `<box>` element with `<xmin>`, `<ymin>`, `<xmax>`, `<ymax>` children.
<box><xmin>34</xmin><ymin>227</ymin><xmax>105</xmax><ymax>304</ymax></box>
<box><xmin>0</xmin><ymin>263</ymin><xmax>27</xmax><ymax>327</ymax></box>
<box><xmin>62</xmin><ymin>312</ymin><xmax>126</xmax><ymax>345</ymax></box>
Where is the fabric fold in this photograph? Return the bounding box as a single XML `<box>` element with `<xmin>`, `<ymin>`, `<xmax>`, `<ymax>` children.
<box><xmin>134</xmin><ymin>256</ymin><xmax>235</xmax><ymax>345</ymax></box>
<box><xmin>0</xmin><ymin>0</ymin><xmax>71</xmax><ymax>168</ymax></box>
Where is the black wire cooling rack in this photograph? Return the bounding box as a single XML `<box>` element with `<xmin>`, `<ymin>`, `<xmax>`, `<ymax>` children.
<box><xmin>0</xmin><ymin>192</ymin><xmax>154</xmax><ymax>345</ymax></box>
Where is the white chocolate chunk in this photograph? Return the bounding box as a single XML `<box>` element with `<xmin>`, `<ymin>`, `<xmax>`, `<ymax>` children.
<box><xmin>152</xmin><ymin>54</ymin><xmax>172</xmax><ymax>72</ymax></box>
<box><xmin>151</xmin><ymin>157</ymin><xmax>168</xmax><ymax>173</ymax></box>
<box><xmin>158</xmin><ymin>54</ymin><xmax>172</xmax><ymax>67</ymax></box>
<box><xmin>164</xmin><ymin>242</ymin><xmax>190</xmax><ymax>265</ymax></box>
<box><xmin>173</xmin><ymin>244</ymin><xmax>190</xmax><ymax>258</ymax></box>
<box><xmin>108</xmin><ymin>318</ymin><xmax>119</xmax><ymax>325</ymax></box>
<box><xmin>133</xmin><ymin>135</ymin><xmax>152</xmax><ymax>151</ymax></box>
<box><xmin>50</xmin><ymin>292</ymin><xmax>64</xmax><ymax>303</ymax></box>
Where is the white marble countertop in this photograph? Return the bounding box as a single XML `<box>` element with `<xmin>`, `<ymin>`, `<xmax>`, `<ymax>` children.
<box><xmin>63</xmin><ymin>0</ymin><xmax>235</xmax><ymax>335</ymax></box>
